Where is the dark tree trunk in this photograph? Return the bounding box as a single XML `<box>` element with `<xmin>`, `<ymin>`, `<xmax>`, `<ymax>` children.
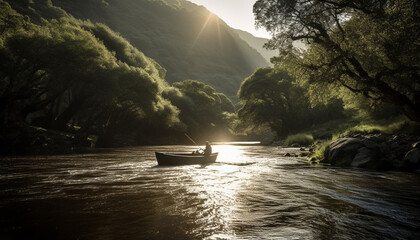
<box><xmin>52</xmin><ymin>96</ymin><xmax>88</xmax><ymax>130</ymax></box>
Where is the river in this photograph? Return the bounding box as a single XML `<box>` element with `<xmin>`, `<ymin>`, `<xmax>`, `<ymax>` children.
<box><xmin>1</xmin><ymin>145</ymin><xmax>419</xmax><ymax>239</ymax></box>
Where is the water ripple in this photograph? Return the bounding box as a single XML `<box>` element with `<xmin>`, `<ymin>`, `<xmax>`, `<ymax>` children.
<box><xmin>1</xmin><ymin>145</ymin><xmax>419</xmax><ymax>239</ymax></box>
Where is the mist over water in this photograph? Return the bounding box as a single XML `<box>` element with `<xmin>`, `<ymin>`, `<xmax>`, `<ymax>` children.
<box><xmin>1</xmin><ymin>145</ymin><xmax>419</xmax><ymax>239</ymax></box>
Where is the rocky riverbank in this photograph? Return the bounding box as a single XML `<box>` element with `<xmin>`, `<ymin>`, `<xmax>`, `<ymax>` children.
<box><xmin>315</xmin><ymin>133</ymin><xmax>420</xmax><ymax>171</ymax></box>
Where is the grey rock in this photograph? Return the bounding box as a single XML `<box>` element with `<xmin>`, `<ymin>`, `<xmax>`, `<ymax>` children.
<box><xmin>324</xmin><ymin>134</ymin><xmax>420</xmax><ymax>171</ymax></box>
<box><xmin>300</xmin><ymin>152</ymin><xmax>309</xmax><ymax>157</ymax></box>
<box><xmin>329</xmin><ymin>137</ymin><xmax>361</xmax><ymax>150</ymax></box>
<box><xmin>363</xmin><ymin>139</ymin><xmax>379</xmax><ymax>149</ymax></box>
<box><xmin>379</xmin><ymin>142</ymin><xmax>390</xmax><ymax>153</ymax></box>
<box><xmin>404</xmin><ymin>148</ymin><xmax>420</xmax><ymax>166</ymax></box>
<box><xmin>328</xmin><ymin>138</ymin><xmax>363</xmax><ymax>165</ymax></box>
<box><xmin>392</xmin><ymin>135</ymin><xmax>399</xmax><ymax>141</ymax></box>
<box><xmin>391</xmin><ymin>142</ymin><xmax>399</xmax><ymax>149</ymax></box>
<box><xmin>351</xmin><ymin>147</ymin><xmax>372</xmax><ymax>167</ymax></box>
<box><xmin>368</xmin><ymin>134</ymin><xmax>388</xmax><ymax>142</ymax></box>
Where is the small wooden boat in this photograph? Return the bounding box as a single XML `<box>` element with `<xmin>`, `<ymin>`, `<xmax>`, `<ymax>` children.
<box><xmin>155</xmin><ymin>152</ymin><xmax>218</xmax><ymax>166</ymax></box>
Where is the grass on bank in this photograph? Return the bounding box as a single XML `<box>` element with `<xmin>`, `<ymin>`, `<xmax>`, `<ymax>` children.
<box><xmin>341</xmin><ymin>120</ymin><xmax>420</xmax><ymax>136</ymax></box>
<box><xmin>285</xmin><ymin>134</ymin><xmax>314</xmax><ymax>146</ymax></box>
<box><xmin>304</xmin><ymin>118</ymin><xmax>420</xmax><ymax>163</ymax></box>
<box><xmin>308</xmin><ymin>141</ymin><xmax>330</xmax><ymax>163</ymax></box>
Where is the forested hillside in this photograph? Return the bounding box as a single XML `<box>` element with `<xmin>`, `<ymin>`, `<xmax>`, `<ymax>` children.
<box><xmin>0</xmin><ymin>0</ymin><xmax>241</xmax><ymax>154</ymax></box>
<box><xmin>7</xmin><ymin>0</ymin><xmax>268</xmax><ymax>99</ymax></box>
<box><xmin>235</xmin><ymin>29</ymin><xmax>277</xmax><ymax>65</ymax></box>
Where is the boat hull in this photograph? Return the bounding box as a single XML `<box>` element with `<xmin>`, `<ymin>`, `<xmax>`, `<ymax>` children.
<box><xmin>155</xmin><ymin>152</ymin><xmax>218</xmax><ymax>166</ymax></box>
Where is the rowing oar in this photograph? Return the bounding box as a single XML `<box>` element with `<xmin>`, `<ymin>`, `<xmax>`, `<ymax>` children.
<box><xmin>185</xmin><ymin>133</ymin><xmax>203</xmax><ymax>151</ymax></box>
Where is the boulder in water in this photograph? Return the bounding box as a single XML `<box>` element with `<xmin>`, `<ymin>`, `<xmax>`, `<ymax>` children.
<box><xmin>403</xmin><ymin>148</ymin><xmax>420</xmax><ymax>170</ymax></box>
<box><xmin>320</xmin><ymin>134</ymin><xmax>420</xmax><ymax>171</ymax></box>
<box><xmin>328</xmin><ymin>137</ymin><xmax>363</xmax><ymax>166</ymax></box>
<box><xmin>352</xmin><ymin>147</ymin><xmax>372</xmax><ymax>167</ymax></box>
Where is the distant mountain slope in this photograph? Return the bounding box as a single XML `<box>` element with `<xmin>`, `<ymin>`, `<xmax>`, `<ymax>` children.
<box><xmin>10</xmin><ymin>0</ymin><xmax>268</xmax><ymax>99</ymax></box>
<box><xmin>234</xmin><ymin>29</ymin><xmax>278</xmax><ymax>65</ymax></box>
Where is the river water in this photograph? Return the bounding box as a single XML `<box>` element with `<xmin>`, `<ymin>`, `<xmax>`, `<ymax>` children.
<box><xmin>1</xmin><ymin>145</ymin><xmax>419</xmax><ymax>240</ymax></box>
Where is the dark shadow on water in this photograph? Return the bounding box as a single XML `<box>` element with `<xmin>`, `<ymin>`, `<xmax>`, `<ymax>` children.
<box><xmin>196</xmin><ymin>164</ymin><xmax>208</xmax><ymax>169</ymax></box>
<box><xmin>151</xmin><ymin>164</ymin><xmax>211</xmax><ymax>169</ymax></box>
<box><xmin>151</xmin><ymin>162</ymin><xmax>255</xmax><ymax>169</ymax></box>
<box><xmin>216</xmin><ymin>162</ymin><xmax>256</xmax><ymax>166</ymax></box>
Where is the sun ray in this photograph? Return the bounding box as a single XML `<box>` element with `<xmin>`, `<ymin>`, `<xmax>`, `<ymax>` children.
<box><xmin>190</xmin><ymin>12</ymin><xmax>215</xmax><ymax>50</ymax></box>
<box><xmin>215</xmin><ymin>17</ymin><xmax>223</xmax><ymax>51</ymax></box>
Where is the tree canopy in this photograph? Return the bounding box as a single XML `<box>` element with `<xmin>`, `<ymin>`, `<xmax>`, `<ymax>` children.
<box><xmin>0</xmin><ymin>1</ymin><xmax>237</xmax><ymax>153</ymax></box>
<box><xmin>237</xmin><ymin>67</ymin><xmax>344</xmax><ymax>138</ymax></box>
<box><xmin>254</xmin><ymin>0</ymin><xmax>420</xmax><ymax>122</ymax></box>
<box><xmin>8</xmin><ymin>0</ymin><xmax>269</xmax><ymax>99</ymax></box>
<box><xmin>164</xmin><ymin>79</ymin><xmax>235</xmax><ymax>141</ymax></box>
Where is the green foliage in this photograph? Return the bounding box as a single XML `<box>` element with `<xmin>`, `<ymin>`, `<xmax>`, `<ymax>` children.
<box><xmin>341</xmin><ymin>93</ymin><xmax>401</xmax><ymax>120</ymax></box>
<box><xmin>237</xmin><ymin>67</ymin><xmax>293</xmax><ymax>136</ymax></box>
<box><xmin>24</xmin><ymin>0</ymin><xmax>269</xmax><ymax>99</ymax></box>
<box><xmin>0</xmin><ymin>0</ymin><xmax>246</xmax><ymax>153</ymax></box>
<box><xmin>285</xmin><ymin>134</ymin><xmax>314</xmax><ymax>146</ymax></box>
<box><xmin>302</xmin><ymin>119</ymin><xmax>359</xmax><ymax>140</ymax></box>
<box><xmin>0</xmin><ymin>3</ymin><xmax>186</xmax><ymax>152</ymax></box>
<box><xmin>343</xmin><ymin>125</ymin><xmax>383</xmax><ymax>135</ymax></box>
<box><xmin>309</xmin><ymin>141</ymin><xmax>330</xmax><ymax>163</ymax></box>
<box><xmin>164</xmin><ymin>79</ymin><xmax>235</xmax><ymax>141</ymax></box>
<box><xmin>236</xmin><ymin>67</ymin><xmax>345</xmax><ymax>138</ymax></box>
<box><xmin>307</xmin><ymin>118</ymin><xmax>420</xmax><ymax>163</ymax></box>
<box><xmin>342</xmin><ymin>120</ymin><xmax>420</xmax><ymax>137</ymax></box>
<box><xmin>254</xmin><ymin>0</ymin><xmax>420</xmax><ymax>122</ymax></box>
<box><xmin>80</xmin><ymin>21</ymin><xmax>167</xmax><ymax>80</ymax></box>
<box><xmin>6</xmin><ymin>0</ymin><xmax>68</xmax><ymax>23</ymax></box>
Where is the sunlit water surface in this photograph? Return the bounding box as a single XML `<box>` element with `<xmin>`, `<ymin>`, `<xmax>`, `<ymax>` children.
<box><xmin>1</xmin><ymin>145</ymin><xmax>419</xmax><ymax>239</ymax></box>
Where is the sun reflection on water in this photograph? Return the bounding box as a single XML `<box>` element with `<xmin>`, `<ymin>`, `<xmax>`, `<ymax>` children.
<box><xmin>3</xmin><ymin>145</ymin><xmax>419</xmax><ymax>239</ymax></box>
<box><xmin>183</xmin><ymin>144</ymin><xmax>261</xmax><ymax>238</ymax></box>
<box><xmin>213</xmin><ymin>144</ymin><xmax>255</xmax><ymax>165</ymax></box>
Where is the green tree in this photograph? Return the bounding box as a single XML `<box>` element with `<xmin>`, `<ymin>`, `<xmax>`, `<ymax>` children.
<box><xmin>6</xmin><ymin>0</ymin><xmax>269</xmax><ymax>99</ymax></box>
<box><xmin>237</xmin><ymin>67</ymin><xmax>323</xmax><ymax>137</ymax></box>
<box><xmin>0</xmin><ymin>4</ymin><xmax>181</xmax><ymax>152</ymax></box>
<box><xmin>164</xmin><ymin>79</ymin><xmax>235</xmax><ymax>141</ymax></box>
<box><xmin>237</xmin><ymin>67</ymin><xmax>345</xmax><ymax>138</ymax></box>
<box><xmin>237</xmin><ymin>68</ymin><xmax>291</xmax><ymax>137</ymax></box>
<box><xmin>1</xmin><ymin>17</ymin><xmax>117</xmax><ymax>128</ymax></box>
<box><xmin>254</xmin><ymin>0</ymin><xmax>420</xmax><ymax>122</ymax></box>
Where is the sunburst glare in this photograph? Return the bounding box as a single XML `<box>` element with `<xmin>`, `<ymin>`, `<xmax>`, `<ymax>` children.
<box><xmin>190</xmin><ymin>13</ymin><xmax>223</xmax><ymax>51</ymax></box>
<box><xmin>215</xmin><ymin>16</ymin><xmax>223</xmax><ymax>50</ymax></box>
<box><xmin>212</xmin><ymin>145</ymin><xmax>243</xmax><ymax>164</ymax></box>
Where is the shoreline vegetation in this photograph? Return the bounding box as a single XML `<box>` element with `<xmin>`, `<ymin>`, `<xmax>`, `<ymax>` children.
<box><xmin>1</xmin><ymin>0</ymin><xmax>419</xmax><ymax>174</ymax></box>
<box><xmin>4</xmin><ymin>118</ymin><xmax>420</xmax><ymax>173</ymax></box>
<box><xmin>277</xmin><ymin>119</ymin><xmax>420</xmax><ymax>172</ymax></box>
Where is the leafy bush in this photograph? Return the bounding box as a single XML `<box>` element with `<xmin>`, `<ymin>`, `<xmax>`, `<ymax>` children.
<box><xmin>342</xmin><ymin>120</ymin><xmax>420</xmax><ymax>136</ymax></box>
<box><xmin>309</xmin><ymin>140</ymin><xmax>330</xmax><ymax>163</ymax></box>
<box><xmin>285</xmin><ymin>134</ymin><xmax>314</xmax><ymax>146</ymax></box>
<box><xmin>343</xmin><ymin>125</ymin><xmax>383</xmax><ymax>135</ymax></box>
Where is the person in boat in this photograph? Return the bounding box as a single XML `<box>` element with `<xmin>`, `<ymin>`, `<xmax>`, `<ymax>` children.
<box><xmin>203</xmin><ymin>141</ymin><xmax>212</xmax><ymax>156</ymax></box>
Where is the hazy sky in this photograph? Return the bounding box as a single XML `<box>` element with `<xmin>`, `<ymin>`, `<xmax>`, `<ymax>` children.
<box><xmin>187</xmin><ymin>0</ymin><xmax>271</xmax><ymax>38</ymax></box>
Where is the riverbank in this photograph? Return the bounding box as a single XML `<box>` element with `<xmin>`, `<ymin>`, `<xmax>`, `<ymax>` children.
<box><xmin>273</xmin><ymin>119</ymin><xmax>420</xmax><ymax>172</ymax></box>
<box><xmin>3</xmin><ymin>119</ymin><xmax>420</xmax><ymax>173</ymax></box>
<box><xmin>311</xmin><ymin>133</ymin><xmax>420</xmax><ymax>171</ymax></box>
